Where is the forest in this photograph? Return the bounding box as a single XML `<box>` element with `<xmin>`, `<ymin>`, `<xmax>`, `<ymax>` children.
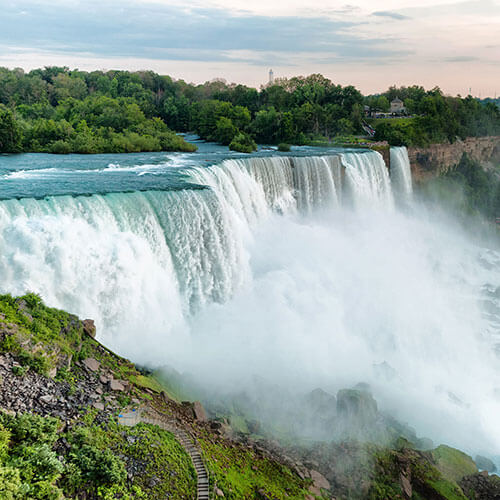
<box><xmin>0</xmin><ymin>66</ymin><xmax>499</xmax><ymax>153</ymax></box>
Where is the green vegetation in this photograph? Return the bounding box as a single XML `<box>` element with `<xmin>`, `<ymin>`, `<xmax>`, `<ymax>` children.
<box><xmin>1</xmin><ymin>68</ymin><xmax>498</xmax><ymax>153</ymax></box>
<box><xmin>432</xmin><ymin>445</ymin><xmax>478</xmax><ymax>483</ymax></box>
<box><xmin>229</xmin><ymin>132</ymin><xmax>257</xmax><ymax>153</ymax></box>
<box><xmin>0</xmin><ymin>411</ymin><xmax>196</xmax><ymax>499</ymax></box>
<box><xmin>198</xmin><ymin>431</ymin><xmax>313</xmax><ymax>499</ymax></box>
<box><xmin>370</xmin><ymin>86</ymin><xmax>500</xmax><ymax>146</ymax></box>
<box><xmin>277</xmin><ymin>143</ymin><xmax>291</xmax><ymax>152</ymax></box>
<box><xmin>421</xmin><ymin>153</ymin><xmax>500</xmax><ymax>222</ymax></box>
<box><xmin>369</xmin><ymin>445</ymin><xmax>469</xmax><ymax>500</ymax></box>
<box><xmin>0</xmin><ymin>293</ymin><xmax>85</xmax><ymax>377</ymax></box>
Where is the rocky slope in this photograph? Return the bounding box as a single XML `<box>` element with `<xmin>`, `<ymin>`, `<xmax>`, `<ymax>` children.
<box><xmin>1</xmin><ymin>293</ymin><xmax>499</xmax><ymax>499</ymax></box>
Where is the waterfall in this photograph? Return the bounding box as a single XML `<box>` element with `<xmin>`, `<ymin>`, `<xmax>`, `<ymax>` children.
<box><xmin>390</xmin><ymin>146</ymin><xmax>413</xmax><ymax>200</ymax></box>
<box><xmin>2</xmin><ymin>150</ymin><xmax>500</xmax><ymax>456</ymax></box>
<box><xmin>0</xmin><ymin>152</ymin><xmax>396</xmax><ymax>323</ymax></box>
<box><xmin>341</xmin><ymin>151</ymin><xmax>394</xmax><ymax>209</ymax></box>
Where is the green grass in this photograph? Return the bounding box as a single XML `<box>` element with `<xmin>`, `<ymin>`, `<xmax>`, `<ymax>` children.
<box><xmin>369</xmin><ymin>446</ymin><xmax>470</xmax><ymax>500</ymax></box>
<box><xmin>431</xmin><ymin>445</ymin><xmax>478</xmax><ymax>483</ymax></box>
<box><xmin>198</xmin><ymin>431</ymin><xmax>313</xmax><ymax>499</ymax></box>
<box><xmin>370</xmin><ymin>117</ymin><xmax>415</xmax><ymax>126</ymax></box>
<box><xmin>0</xmin><ymin>293</ymin><xmax>84</xmax><ymax>376</ymax></box>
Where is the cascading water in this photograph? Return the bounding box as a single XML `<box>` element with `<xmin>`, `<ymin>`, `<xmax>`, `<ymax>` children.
<box><xmin>390</xmin><ymin>146</ymin><xmax>413</xmax><ymax>200</ymax></box>
<box><xmin>0</xmin><ymin>148</ymin><xmax>499</xmax><ymax>457</ymax></box>
<box><xmin>341</xmin><ymin>151</ymin><xmax>394</xmax><ymax>209</ymax></box>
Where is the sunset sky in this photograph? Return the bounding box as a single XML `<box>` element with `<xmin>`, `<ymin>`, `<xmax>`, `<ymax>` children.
<box><xmin>2</xmin><ymin>0</ymin><xmax>499</xmax><ymax>96</ymax></box>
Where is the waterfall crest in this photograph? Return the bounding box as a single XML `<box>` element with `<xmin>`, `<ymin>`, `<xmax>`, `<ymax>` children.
<box><xmin>390</xmin><ymin>146</ymin><xmax>413</xmax><ymax>200</ymax></box>
<box><xmin>341</xmin><ymin>151</ymin><xmax>394</xmax><ymax>209</ymax></box>
<box><xmin>0</xmin><ymin>151</ymin><xmax>396</xmax><ymax>318</ymax></box>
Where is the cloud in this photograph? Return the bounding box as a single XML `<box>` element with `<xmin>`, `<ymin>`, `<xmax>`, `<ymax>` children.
<box><xmin>443</xmin><ymin>55</ymin><xmax>480</xmax><ymax>62</ymax></box>
<box><xmin>372</xmin><ymin>10</ymin><xmax>410</xmax><ymax>20</ymax></box>
<box><xmin>1</xmin><ymin>0</ymin><xmax>409</xmax><ymax>65</ymax></box>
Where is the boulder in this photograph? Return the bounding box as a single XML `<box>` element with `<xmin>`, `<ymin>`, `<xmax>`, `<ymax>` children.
<box><xmin>82</xmin><ymin>358</ymin><xmax>100</xmax><ymax>372</ymax></box>
<box><xmin>39</xmin><ymin>394</ymin><xmax>55</xmax><ymax>405</ymax></box>
<box><xmin>82</xmin><ymin>319</ymin><xmax>96</xmax><ymax>338</ymax></box>
<box><xmin>400</xmin><ymin>473</ymin><xmax>412</xmax><ymax>499</ymax></box>
<box><xmin>109</xmin><ymin>379</ymin><xmax>125</xmax><ymax>392</ymax></box>
<box><xmin>310</xmin><ymin>469</ymin><xmax>330</xmax><ymax>491</ymax></box>
<box><xmin>193</xmin><ymin>401</ymin><xmax>207</xmax><ymax>422</ymax></box>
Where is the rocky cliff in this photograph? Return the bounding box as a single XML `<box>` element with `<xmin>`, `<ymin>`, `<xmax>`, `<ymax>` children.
<box><xmin>407</xmin><ymin>136</ymin><xmax>500</xmax><ymax>182</ymax></box>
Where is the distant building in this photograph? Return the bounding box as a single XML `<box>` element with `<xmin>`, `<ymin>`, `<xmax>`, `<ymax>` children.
<box><xmin>269</xmin><ymin>69</ymin><xmax>274</xmax><ymax>85</ymax></box>
<box><xmin>390</xmin><ymin>98</ymin><xmax>405</xmax><ymax>114</ymax></box>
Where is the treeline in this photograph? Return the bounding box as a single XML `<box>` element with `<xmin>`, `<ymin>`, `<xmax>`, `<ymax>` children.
<box><xmin>371</xmin><ymin>86</ymin><xmax>500</xmax><ymax>146</ymax></box>
<box><xmin>0</xmin><ymin>67</ymin><xmax>499</xmax><ymax>153</ymax></box>
<box><xmin>0</xmin><ymin>68</ymin><xmax>365</xmax><ymax>153</ymax></box>
<box><xmin>0</xmin><ymin>67</ymin><xmax>197</xmax><ymax>154</ymax></box>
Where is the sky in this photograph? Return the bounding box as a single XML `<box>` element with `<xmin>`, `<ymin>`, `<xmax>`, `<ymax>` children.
<box><xmin>1</xmin><ymin>0</ymin><xmax>499</xmax><ymax>95</ymax></box>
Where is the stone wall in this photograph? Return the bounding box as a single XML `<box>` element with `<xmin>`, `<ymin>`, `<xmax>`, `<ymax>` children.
<box><xmin>407</xmin><ymin>136</ymin><xmax>500</xmax><ymax>182</ymax></box>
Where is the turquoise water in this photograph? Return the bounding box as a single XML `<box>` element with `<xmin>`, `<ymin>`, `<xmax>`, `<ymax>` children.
<box><xmin>0</xmin><ymin>135</ymin><xmax>354</xmax><ymax>200</ymax></box>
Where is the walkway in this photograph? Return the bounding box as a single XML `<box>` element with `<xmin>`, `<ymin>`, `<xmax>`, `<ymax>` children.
<box><xmin>119</xmin><ymin>408</ymin><xmax>210</xmax><ymax>500</ymax></box>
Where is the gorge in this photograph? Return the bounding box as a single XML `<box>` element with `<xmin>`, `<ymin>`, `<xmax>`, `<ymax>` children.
<box><xmin>0</xmin><ymin>143</ymin><xmax>499</xmax><ymax>472</ymax></box>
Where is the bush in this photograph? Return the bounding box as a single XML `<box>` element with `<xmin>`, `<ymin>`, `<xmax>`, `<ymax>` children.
<box><xmin>49</xmin><ymin>140</ymin><xmax>72</xmax><ymax>154</ymax></box>
<box><xmin>0</xmin><ymin>423</ymin><xmax>10</xmax><ymax>463</ymax></box>
<box><xmin>277</xmin><ymin>143</ymin><xmax>291</xmax><ymax>152</ymax></box>
<box><xmin>0</xmin><ymin>467</ymin><xmax>25</xmax><ymax>499</ymax></box>
<box><xmin>229</xmin><ymin>132</ymin><xmax>257</xmax><ymax>153</ymax></box>
<box><xmin>69</xmin><ymin>444</ymin><xmax>127</xmax><ymax>488</ymax></box>
<box><xmin>10</xmin><ymin>444</ymin><xmax>64</xmax><ymax>483</ymax></box>
<box><xmin>1</xmin><ymin>413</ymin><xmax>59</xmax><ymax>446</ymax></box>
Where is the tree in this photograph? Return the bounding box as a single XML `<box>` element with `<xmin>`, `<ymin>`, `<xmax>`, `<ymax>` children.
<box><xmin>0</xmin><ymin>105</ymin><xmax>21</xmax><ymax>152</ymax></box>
<box><xmin>214</xmin><ymin>117</ymin><xmax>237</xmax><ymax>145</ymax></box>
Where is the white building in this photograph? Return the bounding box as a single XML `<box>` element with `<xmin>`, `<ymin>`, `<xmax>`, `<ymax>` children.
<box><xmin>390</xmin><ymin>98</ymin><xmax>406</xmax><ymax>114</ymax></box>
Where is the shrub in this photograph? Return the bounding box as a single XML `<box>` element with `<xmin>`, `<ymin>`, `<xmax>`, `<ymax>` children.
<box><xmin>69</xmin><ymin>444</ymin><xmax>127</xmax><ymax>488</ymax></box>
<box><xmin>277</xmin><ymin>143</ymin><xmax>291</xmax><ymax>152</ymax></box>
<box><xmin>0</xmin><ymin>467</ymin><xmax>24</xmax><ymax>499</ymax></box>
<box><xmin>10</xmin><ymin>444</ymin><xmax>64</xmax><ymax>483</ymax></box>
<box><xmin>11</xmin><ymin>365</ymin><xmax>28</xmax><ymax>377</ymax></box>
<box><xmin>229</xmin><ymin>132</ymin><xmax>257</xmax><ymax>153</ymax></box>
<box><xmin>49</xmin><ymin>140</ymin><xmax>72</xmax><ymax>154</ymax></box>
<box><xmin>1</xmin><ymin>413</ymin><xmax>59</xmax><ymax>446</ymax></box>
<box><xmin>0</xmin><ymin>423</ymin><xmax>11</xmax><ymax>463</ymax></box>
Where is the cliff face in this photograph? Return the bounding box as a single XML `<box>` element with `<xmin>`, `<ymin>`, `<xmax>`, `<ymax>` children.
<box><xmin>407</xmin><ymin>136</ymin><xmax>500</xmax><ymax>182</ymax></box>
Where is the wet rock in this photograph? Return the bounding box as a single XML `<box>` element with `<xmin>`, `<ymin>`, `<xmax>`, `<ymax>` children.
<box><xmin>460</xmin><ymin>472</ymin><xmax>500</xmax><ymax>499</ymax></box>
<box><xmin>82</xmin><ymin>358</ymin><xmax>100</xmax><ymax>372</ymax></box>
<box><xmin>400</xmin><ymin>473</ymin><xmax>412</xmax><ymax>499</ymax></box>
<box><xmin>193</xmin><ymin>401</ymin><xmax>207</xmax><ymax>422</ymax></box>
<box><xmin>82</xmin><ymin>319</ymin><xmax>96</xmax><ymax>338</ymax></box>
<box><xmin>109</xmin><ymin>379</ymin><xmax>125</xmax><ymax>392</ymax></box>
<box><xmin>309</xmin><ymin>469</ymin><xmax>330</xmax><ymax>491</ymax></box>
<box><xmin>40</xmin><ymin>394</ymin><xmax>55</xmax><ymax>405</ymax></box>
